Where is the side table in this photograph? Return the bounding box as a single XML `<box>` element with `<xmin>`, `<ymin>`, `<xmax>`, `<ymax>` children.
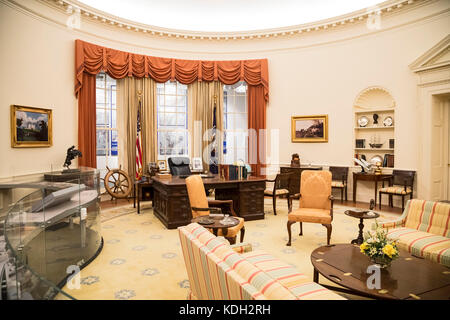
<box><xmin>344</xmin><ymin>209</ymin><xmax>380</xmax><ymax>244</ymax></box>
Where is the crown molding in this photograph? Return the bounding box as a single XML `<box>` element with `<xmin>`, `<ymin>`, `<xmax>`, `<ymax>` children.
<box><xmin>37</xmin><ymin>0</ymin><xmax>431</xmax><ymax>41</ymax></box>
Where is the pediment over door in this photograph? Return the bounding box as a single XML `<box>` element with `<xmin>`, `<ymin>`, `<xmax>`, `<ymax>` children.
<box><xmin>410</xmin><ymin>35</ymin><xmax>450</xmax><ymax>86</ymax></box>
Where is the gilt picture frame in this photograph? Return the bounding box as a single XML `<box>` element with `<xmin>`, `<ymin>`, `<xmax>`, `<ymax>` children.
<box><xmin>157</xmin><ymin>160</ymin><xmax>167</xmax><ymax>171</ymax></box>
<box><xmin>291</xmin><ymin>115</ymin><xmax>328</xmax><ymax>143</ymax></box>
<box><xmin>11</xmin><ymin>105</ymin><xmax>52</xmax><ymax>148</ymax></box>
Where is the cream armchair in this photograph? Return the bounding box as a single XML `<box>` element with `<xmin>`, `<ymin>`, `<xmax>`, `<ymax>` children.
<box><xmin>185</xmin><ymin>175</ymin><xmax>245</xmax><ymax>244</ymax></box>
<box><xmin>286</xmin><ymin>170</ymin><xmax>334</xmax><ymax>246</ymax></box>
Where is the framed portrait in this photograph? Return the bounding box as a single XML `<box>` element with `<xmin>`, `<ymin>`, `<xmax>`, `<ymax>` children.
<box><xmin>192</xmin><ymin>157</ymin><xmax>203</xmax><ymax>171</ymax></box>
<box><xmin>157</xmin><ymin>160</ymin><xmax>167</xmax><ymax>171</ymax></box>
<box><xmin>291</xmin><ymin>115</ymin><xmax>328</xmax><ymax>143</ymax></box>
<box><xmin>11</xmin><ymin>105</ymin><xmax>52</xmax><ymax>148</ymax></box>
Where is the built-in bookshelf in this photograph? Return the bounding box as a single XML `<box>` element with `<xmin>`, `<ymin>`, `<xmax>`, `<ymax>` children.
<box><xmin>353</xmin><ymin>87</ymin><xmax>395</xmax><ymax>167</ymax></box>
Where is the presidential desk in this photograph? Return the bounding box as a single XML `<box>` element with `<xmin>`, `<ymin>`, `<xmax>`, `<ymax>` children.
<box><xmin>152</xmin><ymin>175</ymin><xmax>266</xmax><ymax>229</ymax></box>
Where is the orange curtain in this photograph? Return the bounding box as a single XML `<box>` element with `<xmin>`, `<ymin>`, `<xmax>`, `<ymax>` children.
<box><xmin>75</xmin><ymin>40</ymin><xmax>269</xmax><ymax>100</ymax></box>
<box><xmin>77</xmin><ymin>72</ymin><xmax>97</xmax><ymax>168</ymax></box>
<box><xmin>75</xmin><ymin>39</ymin><xmax>269</xmax><ymax>170</ymax></box>
<box><xmin>248</xmin><ymin>85</ymin><xmax>266</xmax><ymax>177</ymax></box>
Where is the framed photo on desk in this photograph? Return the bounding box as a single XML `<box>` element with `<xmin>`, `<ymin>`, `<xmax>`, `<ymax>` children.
<box><xmin>157</xmin><ymin>160</ymin><xmax>167</xmax><ymax>171</ymax></box>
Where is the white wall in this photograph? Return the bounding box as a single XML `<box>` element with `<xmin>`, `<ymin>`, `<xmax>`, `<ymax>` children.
<box><xmin>0</xmin><ymin>0</ymin><xmax>449</xmax><ymax>202</ymax></box>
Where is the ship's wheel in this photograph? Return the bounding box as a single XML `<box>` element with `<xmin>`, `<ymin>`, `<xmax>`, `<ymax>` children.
<box><xmin>104</xmin><ymin>166</ymin><xmax>132</xmax><ymax>199</ymax></box>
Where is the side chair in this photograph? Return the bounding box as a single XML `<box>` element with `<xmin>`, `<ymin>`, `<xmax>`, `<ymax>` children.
<box><xmin>264</xmin><ymin>172</ymin><xmax>292</xmax><ymax>215</ymax></box>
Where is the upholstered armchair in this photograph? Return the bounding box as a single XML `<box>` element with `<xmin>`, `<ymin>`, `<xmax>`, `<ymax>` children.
<box><xmin>286</xmin><ymin>170</ymin><xmax>334</xmax><ymax>246</ymax></box>
<box><xmin>168</xmin><ymin>157</ymin><xmax>192</xmax><ymax>176</ymax></box>
<box><xmin>185</xmin><ymin>175</ymin><xmax>245</xmax><ymax>244</ymax></box>
<box><xmin>264</xmin><ymin>173</ymin><xmax>292</xmax><ymax>215</ymax></box>
<box><xmin>379</xmin><ymin>170</ymin><xmax>415</xmax><ymax>211</ymax></box>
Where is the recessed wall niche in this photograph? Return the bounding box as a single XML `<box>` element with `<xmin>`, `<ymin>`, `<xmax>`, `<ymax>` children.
<box><xmin>353</xmin><ymin>86</ymin><xmax>396</xmax><ymax>167</ymax></box>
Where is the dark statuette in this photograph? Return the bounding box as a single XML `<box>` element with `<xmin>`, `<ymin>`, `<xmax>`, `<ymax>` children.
<box><xmin>373</xmin><ymin>113</ymin><xmax>379</xmax><ymax>124</ymax></box>
<box><xmin>290</xmin><ymin>153</ymin><xmax>300</xmax><ymax>167</ymax></box>
<box><xmin>63</xmin><ymin>145</ymin><xmax>82</xmax><ymax>172</ymax></box>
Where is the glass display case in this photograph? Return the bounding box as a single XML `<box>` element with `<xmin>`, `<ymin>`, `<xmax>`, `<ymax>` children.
<box><xmin>0</xmin><ymin>167</ymin><xmax>102</xmax><ymax>300</ymax></box>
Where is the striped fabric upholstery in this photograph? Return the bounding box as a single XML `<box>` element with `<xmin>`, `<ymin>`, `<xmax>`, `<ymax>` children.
<box><xmin>379</xmin><ymin>186</ymin><xmax>412</xmax><ymax>195</ymax></box>
<box><xmin>264</xmin><ymin>188</ymin><xmax>289</xmax><ymax>195</ymax></box>
<box><xmin>331</xmin><ymin>181</ymin><xmax>345</xmax><ymax>188</ymax></box>
<box><xmin>386</xmin><ymin>227</ymin><xmax>450</xmax><ymax>267</ymax></box>
<box><xmin>242</xmin><ymin>251</ymin><xmax>345</xmax><ymax>300</ymax></box>
<box><xmin>377</xmin><ymin>199</ymin><xmax>450</xmax><ymax>267</ymax></box>
<box><xmin>178</xmin><ymin>223</ymin><xmax>345</xmax><ymax>300</ymax></box>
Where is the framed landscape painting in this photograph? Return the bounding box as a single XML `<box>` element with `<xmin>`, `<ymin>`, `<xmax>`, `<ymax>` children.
<box><xmin>11</xmin><ymin>105</ymin><xmax>52</xmax><ymax>148</ymax></box>
<box><xmin>291</xmin><ymin>115</ymin><xmax>328</xmax><ymax>143</ymax></box>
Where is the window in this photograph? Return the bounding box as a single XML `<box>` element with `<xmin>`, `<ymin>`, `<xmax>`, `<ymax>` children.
<box><xmin>96</xmin><ymin>72</ymin><xmax>118</xmax><ymax>177</ymax></box>
<box><xmin>156</xmin><ymin>81</ymin><xmax>189</xmax><ymax>160</ymax></box>
<box><xmin>223</xmin><ymin>82</ymin><xmax>248</xmax><ymax>164</ymax></box>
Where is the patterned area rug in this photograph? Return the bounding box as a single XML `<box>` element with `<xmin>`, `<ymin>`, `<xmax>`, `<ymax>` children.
<box><xmin>56</xmin><ymin>199</ymin><xmax>399</xmax><ymax>300</ymax></box>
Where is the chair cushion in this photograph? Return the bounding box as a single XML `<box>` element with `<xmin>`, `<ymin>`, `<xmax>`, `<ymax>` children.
<box><xmin>379</xmin><ymin>186</ymin><xmax>412</xmax><ymax>195</ymax></box>
<box><xmin>403</xmin><ymin>200</ymin><xmax>450</xmax><ymax>237</ymax></box>
<box><xmin>242</xmin><ymin>251</ymin><xmax>345</xmax><ymax>300</ymax></box>
<box><xmin>216</xmin><ymin>217</ymin><xmax>245</xmax><ymax>238</ymax></box>
<box><xmin>288</xmin><ymin>208</ymin><xmax>332</xmax><ymax>224</ymax></box>
<box><xmin>386</xmin><ymin>227</ymin><xmax>450</xmax><ymax>267</ymax></box>
<box><xmin>264</xmin><ymin>188</ymin><xmax>289</xmax><ymax>196</ymax></box>
<box><xmin>331</xmin><ymin>181</ymin><xmax>345</xmax><ymax>188</ymax></box>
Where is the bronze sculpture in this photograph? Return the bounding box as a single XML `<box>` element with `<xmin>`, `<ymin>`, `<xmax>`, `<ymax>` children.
<box><xmin>63</xmin><ymin>145</ymin><xmax>82</xmax><ymax>171</ymax></box>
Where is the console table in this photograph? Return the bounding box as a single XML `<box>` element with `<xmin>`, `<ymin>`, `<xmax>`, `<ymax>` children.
<box><xmin>152</xmin><ymin>175</ymin><xmax>266</xmax><ymax>229</ymax></box>
<box><xmin>352</xmin><ymin>172</ymin><xmax>392</xmax><ymax>205</ymax></box>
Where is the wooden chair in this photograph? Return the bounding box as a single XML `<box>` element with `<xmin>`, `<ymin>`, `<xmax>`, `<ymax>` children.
<box><xmin>329</xmin><ymin>166</ymin><xmax>349</xmax><ymax>203</ymax></box>
<box><xmin>287</xmin><ymin>170</ymin><xmax>334</xmax><ymax>246</ymax></box>
<box><xmin>379</xmin><ymin>170</ymin><xmax>415</xmax><ymax>211</ymax></box>
<box><xmin>264</xmin><ymin>173</ymin><xmax>292</xmax><ymax>215</ymax></box>
<box><xmin>185</xmin><ymin>175</ymin><xmax>245</xmax><ymax>244</ymax></box>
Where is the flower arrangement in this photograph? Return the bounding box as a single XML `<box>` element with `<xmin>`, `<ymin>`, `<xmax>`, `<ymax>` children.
<box><xmin>359</xmin><ymin>222</ymin><xmax>399</xmax><ymax>268</ymax></box>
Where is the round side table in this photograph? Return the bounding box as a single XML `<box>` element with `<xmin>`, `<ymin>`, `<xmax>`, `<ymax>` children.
<box><xmin>344</xmin><ymin>210</ymin><xmax>380</xmax><ymax>245</ymax></box>
<box><xmin>191</xmin><ymin>215</ymin><xmax>239</xmax><ymax>237</ymax></box>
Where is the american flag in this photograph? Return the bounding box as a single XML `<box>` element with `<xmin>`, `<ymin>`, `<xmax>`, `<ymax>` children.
<box><xmin>136</xmin><ymin>99</ymin><xmax>143</xmax><ymax>180</ymax></box>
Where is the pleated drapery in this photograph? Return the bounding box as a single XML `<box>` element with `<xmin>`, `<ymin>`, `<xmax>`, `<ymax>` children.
<box><xmin>75</xmin><ymin>39</ymin><xmax>268</xmax><ymax>176</ymax></box>
<box><xmin>77</xmin><ymin>72</ymin><xmax>96</xmax><ymax>168</ymax></box>
<box><xmin>248</xmin><ymin>85</ymin><xmax>267</xmax><ymax>177</ymax></box>
<box><xmin>188</xmin><ymin>81</ymin><xmax>224</xmax><ymax>171</ymax></box>
<box><xmin>117</xmin><ymin>77</ymin><xmax>157</xmax><ymax>180</ymax></box>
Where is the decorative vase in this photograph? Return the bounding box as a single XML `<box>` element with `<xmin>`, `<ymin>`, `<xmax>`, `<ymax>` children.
<box><xmin>370</xmin><ymin>255</ymin><xmax>392</xmax><ymax>269</ymax></box>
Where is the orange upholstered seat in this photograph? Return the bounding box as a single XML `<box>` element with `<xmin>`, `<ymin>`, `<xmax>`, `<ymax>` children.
<box><xmin>287</xmin><ymin>170</ymin><xmax>333</xmax><ymax>246</ymax></box>
<box><xmin>186</xmin><ymin>175</ymin><xmax>245</xmax><ymax>244</ymax></box>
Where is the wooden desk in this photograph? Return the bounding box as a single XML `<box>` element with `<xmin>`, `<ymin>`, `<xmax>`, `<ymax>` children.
<box><xmin>352</xmin><ymin>172</ymin><xmax>392</xmax><ymax>205</ymax></box>
<box><xmin>152</xmin><ymin>175</ymin><xmax>266</xmax><ymax>229</ymax></box>
<box><xmin>280</xmin><ymin>166</ymin><xmax>322</xmax><ymax>199</ymax></box>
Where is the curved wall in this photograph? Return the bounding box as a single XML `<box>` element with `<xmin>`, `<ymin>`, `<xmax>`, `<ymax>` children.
<box><xmin>1</xmin><ymin>0</ymin><xmax>449</xmax><ymax>200</ymax></box>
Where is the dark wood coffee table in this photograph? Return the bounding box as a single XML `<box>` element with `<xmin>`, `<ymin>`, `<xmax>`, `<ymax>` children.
<box><xmin>344</xmin><ymin>210</ymin><xmax>380</xmax><ymax>244</ymax></box>
<box><xmin>191</xmin><ymin>215</ymin><xmax>239</xmax><ymax>237</ymax></box>
<box><xmin>311</xmin><ymin>244</ymin><xmax>450</xmax><ymax>300</ymax></box>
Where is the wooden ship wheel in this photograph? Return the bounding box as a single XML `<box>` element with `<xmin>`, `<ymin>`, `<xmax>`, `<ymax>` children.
<box><xmin>104</xmin><ymin>165</ymin><xmax>132</xmax><ymax>199</ymax></box>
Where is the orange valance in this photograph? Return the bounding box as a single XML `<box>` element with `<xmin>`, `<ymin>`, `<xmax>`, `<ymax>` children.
<box><xmin>75</xmin><ymin>39</ymin><xmax>269</xmax><ymax>101</ymax></box>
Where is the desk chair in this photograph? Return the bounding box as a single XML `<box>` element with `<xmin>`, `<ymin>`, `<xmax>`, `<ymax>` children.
<box><xmin>168</xmin><ymin>157</ymin><xmax>192</xmax><ymax>176</ymax></box>
<box><xmin>185</xmin><ymin>175</ymin><xmax>245</xmax><ymax>244</ymax></box>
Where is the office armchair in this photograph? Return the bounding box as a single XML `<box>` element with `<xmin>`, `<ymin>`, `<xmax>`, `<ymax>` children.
<box><xmin>168</xmin><ymin>157</ymin><xmax>192</xmax><ymax>176</ymax></box>
<box><xmin>185</xmin><ymin>175</ymin><xmax>245</xmax><ymax>244</ymax></box>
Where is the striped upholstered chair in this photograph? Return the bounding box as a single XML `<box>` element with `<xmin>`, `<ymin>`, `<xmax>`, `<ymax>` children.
<box><xmin>286</xmin><ymin>170</ymin><xmax>334</xmax><ymax>246</ymax></box>
<box><xmin>376</xmin><ymin>199</ymin><xmax>450</xmax><ymax>267</ymax></box>
<box><xmin>178</xmin><ymin>223</ymin><xmax>346</xmax><ymax>300</ymax></box>
<box><xmin>186</xmin><ymin>175</ymin><xmax>245</xmax><ymax>244</ymax></box>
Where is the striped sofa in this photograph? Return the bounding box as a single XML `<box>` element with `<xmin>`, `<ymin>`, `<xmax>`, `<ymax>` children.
<box><xmin>178</xmin><ymin>223</ymin><xmax>345</xmax><ymax>300</ymax></box>
<box><xmin>377</xmin><ymin>199</ymin><xmax>450</xmax><ymax>267</ymax></box>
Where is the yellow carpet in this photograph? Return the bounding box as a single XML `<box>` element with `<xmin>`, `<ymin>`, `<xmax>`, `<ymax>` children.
<box><xmin>56</xmin><ymin>199</ymin><xmax>399</xmax><ymax>300</ymax></box>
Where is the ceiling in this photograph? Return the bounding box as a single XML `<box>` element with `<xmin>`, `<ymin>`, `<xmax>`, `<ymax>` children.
<box><xmin>77</xmin><ymin>0</ymin><xmax>385</xmax><ymax>32</ymax></box>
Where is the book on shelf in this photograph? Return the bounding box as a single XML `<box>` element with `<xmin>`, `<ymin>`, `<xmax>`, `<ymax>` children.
<box><xmin>383</xmin><ymin>154</ymin><xmax>394</xmax><ymax>168</ymax></box>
